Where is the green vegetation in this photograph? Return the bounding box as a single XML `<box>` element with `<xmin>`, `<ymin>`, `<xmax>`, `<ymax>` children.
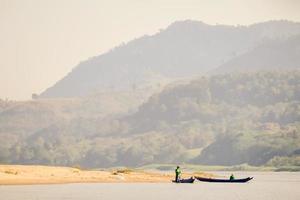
<box><xmin>0</xmin><ymin>71</ymin><xmax>299</xmax><ymax>169</ymax></box>
<box><xmin>266</xmin><ymin>155</ymin><xmax>300</xmax><ymax>169</ymax></box>
<box><xmin>4</xmin><ymin>169</ymin><xmax>18</xmax><ymax>175</ymax></box>
<box><xmin>114</xmin><ymin>168</ymin><xmax>134</xmax><ymax>174</ymax></box>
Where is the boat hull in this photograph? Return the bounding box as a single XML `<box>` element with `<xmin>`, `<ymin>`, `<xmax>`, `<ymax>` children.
<box><xmin>195</xmin><ymin>176</ymin><xmax>253</xmax><ymax>183</ymax></box>
<box><xmin>172</xmin><ymin>177</ymin><xmax>195</xmax><ymax>183</ymax></box>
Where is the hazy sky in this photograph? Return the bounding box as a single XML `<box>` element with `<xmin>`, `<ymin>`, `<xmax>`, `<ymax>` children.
<box><xmin>1</xmin><ymin>0</ymin><xmax>300</xmax><ymax>100</ymax></box>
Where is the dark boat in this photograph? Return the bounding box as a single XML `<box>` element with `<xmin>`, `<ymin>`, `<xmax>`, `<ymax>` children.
<box><xmin>172</xmin><ymin>177</ymin><xmax>195</xmax><ymax>183</ymax></box>
<box><xmin>195</xmin><ymin>176</ymin><xmax>253</xmax><ymax>183</ymax></box>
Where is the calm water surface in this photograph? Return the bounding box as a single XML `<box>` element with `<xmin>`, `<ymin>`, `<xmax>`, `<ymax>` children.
<box><xmin>0</xmin><ymin>172</ymin><xmax>299</xmax><ymax>200</ymax></box>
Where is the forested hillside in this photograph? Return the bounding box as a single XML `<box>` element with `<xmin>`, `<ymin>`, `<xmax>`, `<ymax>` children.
<box><xmin>1</xmin><ymin>71</ymin><xmax>299</xmax><ymax>168</ymax></box>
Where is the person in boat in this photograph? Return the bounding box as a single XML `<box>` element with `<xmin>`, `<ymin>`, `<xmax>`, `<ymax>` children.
<box><xmin>230</xmin><ymin>174</ymin><xmax>235</xmax><ymax>180</ymax></box>
<box><xmin>175</xmin><ymin>166</ymin><xmax>181</xmax><ymax>182</ymax></box>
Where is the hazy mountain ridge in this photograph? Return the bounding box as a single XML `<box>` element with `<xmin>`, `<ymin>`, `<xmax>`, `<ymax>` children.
<box><xmin>40</xmin><ymin>20</ymin><xmax>300</xmax><ymax>98</ymax></box>
<box><xmin>212</xmin><ymin>34</ymin><xmax>300</xmax><ymax>74</ymax></box>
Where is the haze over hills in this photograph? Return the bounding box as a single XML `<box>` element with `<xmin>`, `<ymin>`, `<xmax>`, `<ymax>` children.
<box><xmin>40</xmin><ymin>20</ymin><xmax>300</xmax><ymax>98</ymax></box>
<box><xmin>212</xmin><ymin>35</ymin><xmax>300</xmax><ymax>74</ymax></box>
<box><xmin>1</xmin><ymin>19</ymin><xmax>300</xmax><ymax>170</ymax></box>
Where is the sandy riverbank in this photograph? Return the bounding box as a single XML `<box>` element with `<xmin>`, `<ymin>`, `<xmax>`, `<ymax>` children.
<box><xmin>0</xmin><ymin>165</ymin><xmax>212</xmax><ymax>185</ymax></box>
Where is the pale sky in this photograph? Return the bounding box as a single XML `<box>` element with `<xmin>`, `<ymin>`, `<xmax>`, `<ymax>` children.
<box><xmin>1</xmin><ymin>0</ymin><xmax>300</xmax><ymax>100</ymax></box>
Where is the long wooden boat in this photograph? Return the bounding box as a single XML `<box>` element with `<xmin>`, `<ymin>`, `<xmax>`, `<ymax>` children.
<box><xmin>195</xmin><ymin>176</ymin><xmax>253</xmax><ymax>183</ymax></box>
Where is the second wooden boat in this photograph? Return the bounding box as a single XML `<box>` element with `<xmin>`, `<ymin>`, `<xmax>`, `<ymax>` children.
<box><xmin>195</xmin><ymin>176</ymin><xmax>253</xmax><ymax>183</ymax></box>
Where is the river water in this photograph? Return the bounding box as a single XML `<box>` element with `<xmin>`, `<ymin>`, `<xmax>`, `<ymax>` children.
<box><xmin>0</xmin><ymin>172</ymin><xmax>299</xmax><ymax>200</ymax></box>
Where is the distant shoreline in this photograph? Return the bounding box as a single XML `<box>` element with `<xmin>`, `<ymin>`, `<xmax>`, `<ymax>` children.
<box><xmin>139</xmin><ymin>164</ymin><xmax>300</xmax><ymax>172</ymax></box>
<box><xmin>0</xmin><ymin>165</ymin><xmax>212</xmax><ymax>185</ymax></box>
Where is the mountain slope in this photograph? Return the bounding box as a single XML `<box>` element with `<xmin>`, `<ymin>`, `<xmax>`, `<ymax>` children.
<box><xmin>40</xmin><ymin>20</ymin><xmax>300</xmax><ymax>98</ymax></box>
<box><xmin>212</xmin><ymin>35</ymin><xmax>300</xmax><ymax>74</ymax></box>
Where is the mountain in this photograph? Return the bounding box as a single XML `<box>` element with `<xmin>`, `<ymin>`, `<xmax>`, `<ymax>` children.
<box><xmin>40</xmin><ymin>20</ymin><xmax>300</xmax><ymax>98</ymax></box>
<box><xmin>211</xmin><ymin>35</ymin><xmax>300</xmax><ymax>74</ymax></box>
<box><xmin>2</xmin><ymin>19</ymin><xmax>300</xmax><ymax>169</ymax></box>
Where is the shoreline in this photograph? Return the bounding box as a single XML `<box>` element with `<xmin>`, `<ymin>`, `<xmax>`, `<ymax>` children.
<box><xmin>0</xmin><ymin>165</ymin><xmax>213</xmax><ymax>185</ymax></box>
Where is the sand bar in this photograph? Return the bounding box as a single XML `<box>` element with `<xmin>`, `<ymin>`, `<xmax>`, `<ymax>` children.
<box><xmin>0</xmin><ymin>165</ymin><xmax>212</xmax><ymax>185</ymax></box>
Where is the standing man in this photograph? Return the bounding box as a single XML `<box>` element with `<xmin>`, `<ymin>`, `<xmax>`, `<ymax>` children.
<box><xmin>175</xmin><ymin>166</ymin><xmax>181</xmax><ymax>182</ymax></box>
<box><xmin>230</xmin><ymin>173</ymin><xmax>235</xmax><ymax>180</ymax></box>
